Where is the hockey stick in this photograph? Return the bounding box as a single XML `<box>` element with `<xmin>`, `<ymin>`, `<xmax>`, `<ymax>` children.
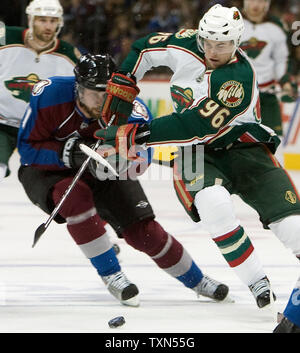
<box><xmin>79</xmin><ymin>143</ymin><xmax>119</xmax><ymax>177</ymax></box>
<box><xmin>32</xmin><ymin>139</ymin><xmax>102</xmax><ymax>248</ymax></box>
<box><xmin>79</xmin><ymin>129</ymin><xmax>151</xmax><ymax>172</ymax></box>
<box><xmin>283</xmin><ymin>96</ymin><xmax>300</xmax><ymax>147</ymax></box>
<box><xmin>32</xmin><ymin>112</ymin><xmax>121</xmax><ymax>248</ymax></box>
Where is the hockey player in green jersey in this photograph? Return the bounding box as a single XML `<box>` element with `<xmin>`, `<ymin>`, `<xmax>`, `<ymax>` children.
<box><xmin>240</xmin><ymin>0</ymin><xmax>297</xmax><ymax>164</ymax></box>
<box><xmin>94</xmin><ymin>4</ymin><xmax>300</xmax><ymax>309</ymax></box>
<box><xmin>0</xmin><ymin>0</ymin><xmax>80</xmax><ymax>182</ymax></box>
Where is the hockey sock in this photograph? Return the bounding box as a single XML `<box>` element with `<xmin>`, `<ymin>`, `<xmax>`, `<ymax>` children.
<box><xmin>52</xmin><ymin>178</ymin><xmax>121</xmax><ymax>277</ymax></box>
<box><xmin>122</xmin><ymin>219</ymin><xmax>203</xmax><ymax>288</ymax></box>
<box><xmin>0</xmin><ymin>163</ymin><xmax>7</xmax><ymax>182</ymax></box>
<box><xmin>213</xmin><ymin>225</ymin><xmax>265</xmax><ymax>285</ymax></box>
<box><xmin>283</xmin><ymin>276</ymin><xmax>300</xmax><ymax>327</ymax></box>
<box><xmin>194</xmin><ymin>185</ymin><xmax>266</xmax><ymax>286</ymax></box>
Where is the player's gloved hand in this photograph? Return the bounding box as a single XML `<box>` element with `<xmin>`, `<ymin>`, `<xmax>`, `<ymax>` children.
<box><xmin>94</xmin><ymin>123</ymin><xmax>150</xmax><ymax>161</ymax></box>
<box><xmin>61</xmin><ymin>136</ymin><xmax>95</xmax><ymax>168</ymax></box>
<box><xmin>280</xmin><ymin>80</ymin><xmax>298</xmax><ymax>103</ymax></box>
<box><xmin>88</xmin><ymin>145</ymin><xmax>133</xmax><ymax>180</ymax></box>
<box><xmin>101</xmin><ymin>72</ymin><xmax>140</xmax><ymax>127</ymax></box>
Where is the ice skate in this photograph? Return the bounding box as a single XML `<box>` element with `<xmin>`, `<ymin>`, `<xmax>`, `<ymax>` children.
<box><xmin>102</xmin><ymin>271</ymin><xmax>139</xmax><ymax>307</ymax></box>
<box><xmin>193</xmin><ymin>275</ymin><xmax>229</xmax><ymax>301</ymax></box>
<box><xmin>273</xmin><ymin>316</ymin><xmax>300</xmax><ymax>333</ymax></box>
<box><xmin>249</xmin><ymin>276</ymin><xmax>276</xmax><ymax>308</ymax></box>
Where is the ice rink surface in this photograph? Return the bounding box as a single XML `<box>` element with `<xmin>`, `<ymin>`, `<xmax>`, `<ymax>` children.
<box><xmin>0</xmin><ymin>151</ymin><xmax>299</xmax><ymax>334</ymax></box>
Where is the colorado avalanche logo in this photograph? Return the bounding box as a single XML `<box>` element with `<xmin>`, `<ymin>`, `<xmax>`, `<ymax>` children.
<box><xmin>32</xmin><ymin>79</ymin><xmax>52</xmax><ymax>96</ymax></box>
<box><xmin>131</xmin><ymin>100</ymin><xmax>150</xmax><ymax>121</ymax></box>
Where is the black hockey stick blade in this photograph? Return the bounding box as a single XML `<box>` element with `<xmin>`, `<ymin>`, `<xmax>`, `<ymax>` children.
<box><xmin>32</xmin><ymin>223</ymin><xmax>47</xmax><ymax>248</ymax></box>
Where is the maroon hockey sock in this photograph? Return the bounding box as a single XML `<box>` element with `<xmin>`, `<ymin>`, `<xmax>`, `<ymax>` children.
<box><xmin>52</xmin><ymin>178</ymin><xmax>106</xmax><ymax>244</ymax></box>
<box><xmin>122</xmin><ymin>219</ymin><xmax>183</xmax><ymax>269</ymax></box>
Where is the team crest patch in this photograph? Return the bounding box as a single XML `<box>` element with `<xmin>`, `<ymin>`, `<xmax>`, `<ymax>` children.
<box><xmin>285</xmin><ymin>191</ymin><xmax>297</xmax><ymax>204</ymax></box>
<box><xmin>240</xmin><ymin>38</ymin><xmax>267</xmax><ymax>59</ymax></box>
<box><xmin>217</xmin><ymin>80</ymin><xmax>244</xmax><ymax>108</ymax></box>
<box><xmin>233</xmin><ymin>11</ymin><xmax>240</xmax><ymax>20</ymax></box>
<box><xmin>4</xmin><ymin>73</ymin><xmax>40</xmax><ymax>102</ymax></box>
<box><xmin>175</xmin><ymin>29</ymin><xmax>197</xmax><ymax>39</ymax></box>
<box><xmin>32</xmin><ymin>79</ymin><xmax>52</xmax><ymax>96</ymax></box>
<box><xmin>131</xmin><ymin>100</ymin><xmax>150</xmax><ymax>121</ymax></box>
<box><xmin>171</xmin><ymin>85</ymin><xmax>194</xmax><ymax>113</ymax></box>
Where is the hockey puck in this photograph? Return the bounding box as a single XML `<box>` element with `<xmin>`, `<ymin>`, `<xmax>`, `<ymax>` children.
<box><xmin>108</xmin><ymin>316</ymin><xmax>125</xmax><ymax>328</ymax></box>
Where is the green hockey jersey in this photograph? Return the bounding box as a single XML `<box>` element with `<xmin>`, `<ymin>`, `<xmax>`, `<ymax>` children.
<box><xmin>0</xmin><ymin>26</ymin><xmax>79</xmax><ymax>127</ymax></box>
<box><xmin>121</xmin><ymin>30</ymin><xmax>280</xmax><ymax>152</ymax></box>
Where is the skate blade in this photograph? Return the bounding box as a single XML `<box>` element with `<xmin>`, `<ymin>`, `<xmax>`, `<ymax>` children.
<box><xmin>121</xmin><ymin>295</ymin><xmax>140</xmax><ymax>307</ymax></box>
<box><xmin>260</xmin><ymin>295</ymin><xmax>277</xmax><ymax>321</ymax></box>
<box><xmin>221</xmin><ymin>294</ymin><xmax>235</xmax><ymax>303</ymax></box>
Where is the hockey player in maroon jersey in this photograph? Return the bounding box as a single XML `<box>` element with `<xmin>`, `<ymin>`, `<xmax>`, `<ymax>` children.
<box><xmin>17</xmin><ymin>53</ymin><xmax>229</xmax><ymax>306</ymax></box>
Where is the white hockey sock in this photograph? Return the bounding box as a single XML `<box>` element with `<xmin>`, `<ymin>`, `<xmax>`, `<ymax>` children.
<box><xmin>195</xmin><ymin>185</ymin><xmax>266</xmax><ymax>286</ymax></box>
<box><xmin>0</xmin><ymin>163</ymin><xmax>7</xmax><ymax>182</ymax></box>
<box><xmin>269</xmin><ymin>215</ymin><xmax>300</xmax><ymax>257</ymax></box>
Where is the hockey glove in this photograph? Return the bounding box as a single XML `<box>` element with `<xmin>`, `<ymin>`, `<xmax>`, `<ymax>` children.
<box><xmin>88</xmin><ymin>145</ymin><xmax>133</xmax><ymax>180</ymax></box>
<box><xmin>101</xmin><ymin>72</ymin><xmax>140</xmax><ymax>127</ymax></box>
<box><xmin>61</xmin><ymin>136</ymin><xmax>95</xmax><ymax>169</ymax></box>
<box><xmin>94</xmin><ymin>123</ymin><xmax>150</xmax><ymax>161</ymax></box>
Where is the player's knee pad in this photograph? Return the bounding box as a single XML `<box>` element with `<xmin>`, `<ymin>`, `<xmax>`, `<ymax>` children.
<box><xmin>194</xmin><ymin>185</ymin><xmax>239</xmax><ymax>237</ymax></box>
<box><xmin>122</xmin><ymin>218</ymin><xmax>169</xmax><ymax>255</ymax></box>
<box><xmin>269</xmin><ymin>215</ymin><xmax>300</xmax><ymax>256</ymax></box>
<box><xmin>52</xmin><ymin>178</ymin><xmax>95</xmax><ymax>218</ymax></box>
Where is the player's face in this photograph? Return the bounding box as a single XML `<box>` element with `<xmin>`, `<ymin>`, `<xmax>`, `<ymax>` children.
<box><xmin>244</xmin><ymin>0</ymin><xmax>269</xmax><ymax>17</ymax></box>
<box><xmin>203</xmin><ymin>39</ymin><xmax>235</xmax><ymax>69</ymax></box>
<box><xmin>32</xmin><ymin>16</ymin><xmax>59</xmax><ymax>44</ymax></box>
<box><xmin>77</xmin><ymin>87</ymin><xmax>106</xmax><ymax>119</ymax></box>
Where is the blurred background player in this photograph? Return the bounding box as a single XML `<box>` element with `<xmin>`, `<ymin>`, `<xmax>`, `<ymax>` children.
<box><xmin>0</xmin><ymin>0</ymin><xmax>80</xmax><ymax>183</ymax></box>
<box><xmin>240</xmin><ymin>0</ymin><xmax>298</xmax><ymax>165</ymax></box>
<box><xmin>17</xmin><ymin>53</ymin><xmax>229</xmax><ymax>306</ymax></box>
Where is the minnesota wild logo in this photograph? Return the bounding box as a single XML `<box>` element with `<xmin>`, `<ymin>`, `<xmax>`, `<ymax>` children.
<box><xmin>4</xmin><ymin>73</ymin><xmax>40</xmax><ymax>102</ymax></box>
<box><xmin>217</xmin><ymin>80</ymin><xmax>244</xmax><ymax>108</ymax></box>
<box><xmin>233</xmin><ymin>11</ymin><xmax>240</xmax><ymax>20</ymax></box>
<box><xmin>240</xmin><ymin>37</ymin><xmax>267</xmax><ymax>59</ymax></box>
<box><xmin>285</xmin><ymin>191</ymin><xmax>297</xmax><ymax>204</ymax></box>
<box><xmin>171</xmin><ymin>85</ymin><xmax>194</xmax><ymax>113</ymax></box>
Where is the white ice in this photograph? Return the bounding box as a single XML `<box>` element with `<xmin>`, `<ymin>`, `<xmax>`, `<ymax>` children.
<box><xmin>0</xmin><ymin>151</ymin><xmax>299</xmax><ymax>333</ymax></box>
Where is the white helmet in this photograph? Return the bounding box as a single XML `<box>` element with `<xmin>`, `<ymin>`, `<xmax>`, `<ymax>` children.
<box><xmin>197</xmin><ymin>4</ymin><xmax>244</xmax><ymax>51</ymax></box>
<box><xmin>26</xmin><ymin>0</ymin><xmax>64</xmax><ymax>36</ymax></box>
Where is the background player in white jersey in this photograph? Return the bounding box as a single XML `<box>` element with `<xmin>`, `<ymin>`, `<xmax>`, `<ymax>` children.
<box><xmin>0</xmin><ymin>0</ymin><xmax>80</xmax><ymax>182</ymax></box>
<box><xmin>95</xmin><ymin>4</ymin><xmax>300</xmax><ymax>310</ymax></box>
<box><xmin>240</xmin><ymin>0</ymin><xmax>298</xmax><ymax>164</ymax></box>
